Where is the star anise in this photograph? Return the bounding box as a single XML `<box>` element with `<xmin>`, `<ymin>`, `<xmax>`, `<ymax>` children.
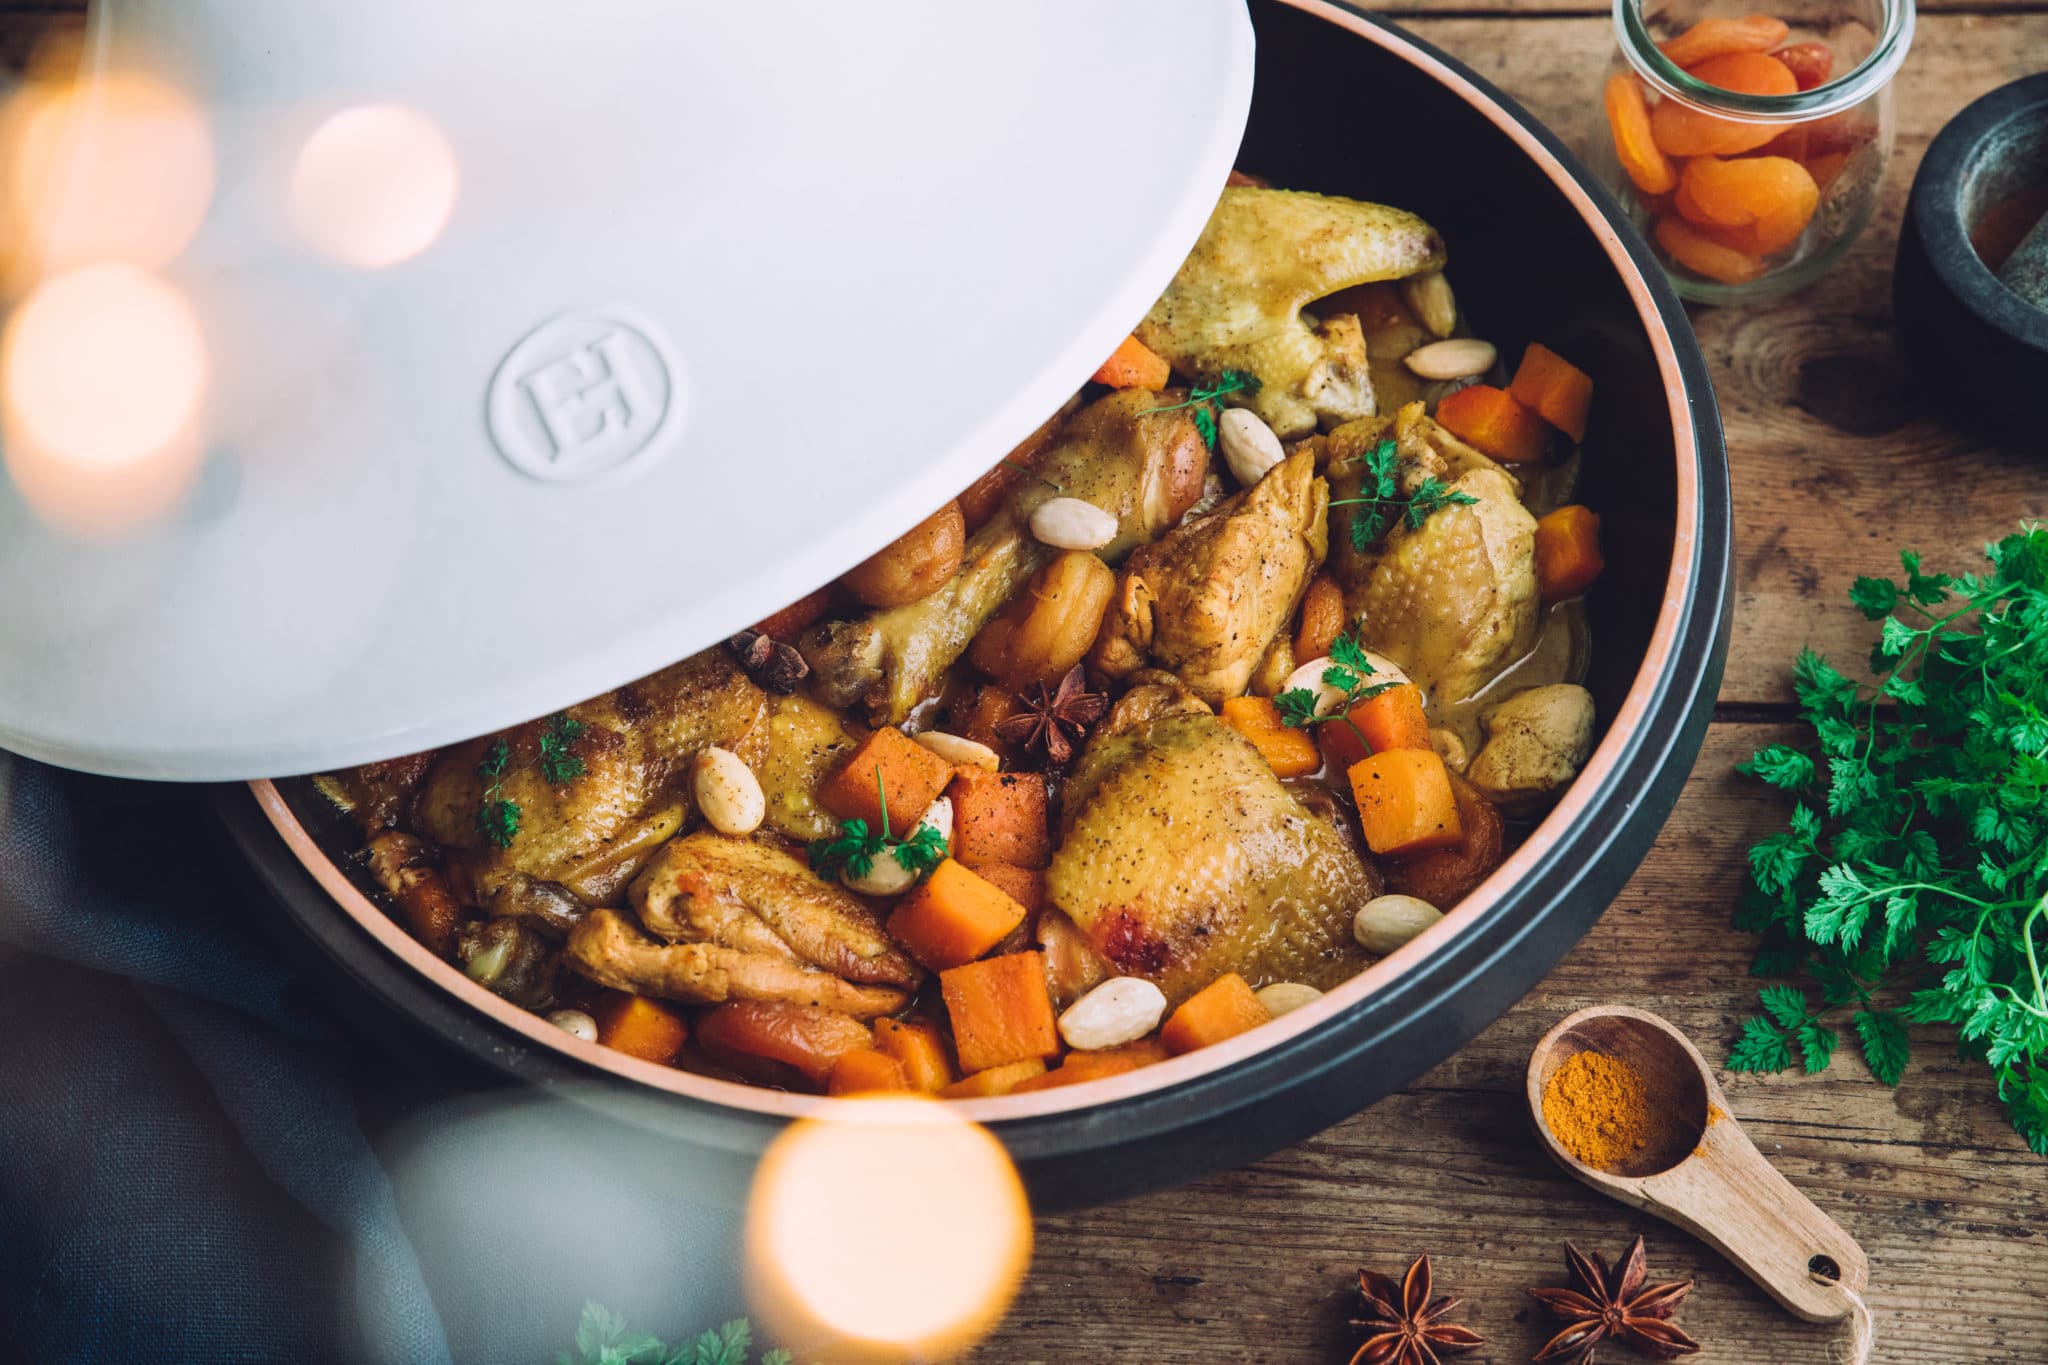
<box><xmin>727</xmin><ymin>629</ymin><xmax>808</xmax><ymax>694</ymax></box>
<box><xmin>994</xmin><ymin>664</ymin><xmax>1107</xmax><ymax>767</ymax></box>
<box><xmin>1529</xmin><ymin>1236</ymin><xmax>1701</xmax><ymax>1364</ymax></box>
<box><xmin>1348</xmin><ymin>1254</ymin><xmax>1485</xmax><ymax>1365</ymax></box>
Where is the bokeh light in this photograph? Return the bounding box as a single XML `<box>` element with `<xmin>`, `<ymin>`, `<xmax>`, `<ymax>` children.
<box><xmin>745</xmin><ymin>1097</ymin><xmax>1031</xmax><ymax>1362</ymax></box>
<box><xmin>2</xmin><ymin>263</ymin><xmax>208</xmax><ymax>534</ymax></box>
<box><xmin>289</xmin><ymin>104</ymin><xmax>459</xmax><ymax>268</ymax></box>
<box><xmin>3</xmin><ymin>69</ymin><xmax>215</xmax><ymax>281</ymax></box>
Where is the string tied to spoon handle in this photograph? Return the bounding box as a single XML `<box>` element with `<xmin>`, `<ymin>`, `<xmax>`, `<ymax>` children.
<box><xmin>1812</xmin><ymin>1272</ymin><xmax>1873</xmax><ymax>1365</ymax></box>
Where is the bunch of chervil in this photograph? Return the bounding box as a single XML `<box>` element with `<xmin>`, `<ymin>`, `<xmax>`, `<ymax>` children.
<box><xmin>1732</xmin><ymin>527</ymin><xmax>2048</xmax><ymax>1154</ymax></box>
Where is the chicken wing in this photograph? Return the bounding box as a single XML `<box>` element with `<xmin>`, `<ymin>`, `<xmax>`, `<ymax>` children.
<box><xmin>1090</xmin><ymin>450</ymin><xmax>1328</xmax><ymax>706</ymax></box>
<box><xmin>565</xmin><ymin>909</ymin><xmax>911</xmax><ymax>1018</ymax></box>
<box><xmin>1137</xmin><ymin>187</ymin><xmax>1447</xmax><ymax>438</ymax></box>
<box><xmin>1047</xmin><ymin>684</ymin><xmax>1379</xmax><ymax>1004</ymax></box>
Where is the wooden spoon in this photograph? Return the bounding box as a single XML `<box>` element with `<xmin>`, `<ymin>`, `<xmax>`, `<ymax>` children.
<box><xmin>1524</xmin><ymin>1004</ymin><xmax>1868</xmax><ymax>1322</ymax></box>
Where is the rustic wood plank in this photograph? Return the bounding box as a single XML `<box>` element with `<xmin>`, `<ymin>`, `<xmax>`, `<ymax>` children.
<box><xmin>983</xmin><ymin>721</ymin><xmax>2048</xmax><ymax>1362</ymax></box>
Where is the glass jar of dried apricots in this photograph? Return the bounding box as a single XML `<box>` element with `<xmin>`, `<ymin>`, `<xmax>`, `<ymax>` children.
<box><xmin>1593</xmin><ymin>1</ymin><xmax>1915</xmax><ymax>301</ymax></box>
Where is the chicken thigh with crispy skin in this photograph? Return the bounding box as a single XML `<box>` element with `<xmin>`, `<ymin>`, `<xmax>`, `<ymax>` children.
<box><xmin>410</xmin><ymin>648</ymin><xmax>771</xmax><ymax>929</ymax></box>
<box><xmin>1137</xmin><ymin>187</ymin><xmax>1447</xmax><ymax>438</ymax></box>
<box><xmin>1090</xmin><ymin>449</ymin><xmax>1328</xmax><ymax>707</ymax></box>
<box><xmin>802</xmin><ymin>388</ymin><xmax>1205</xmax><ymax>724</ymax></box>
<box><xmin>1046</xmin><ymin>684</ymin><xmax>1379</xmax><ymax>1005</ymax></box>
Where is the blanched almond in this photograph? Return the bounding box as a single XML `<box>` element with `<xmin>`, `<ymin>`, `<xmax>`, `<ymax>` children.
<box><xmin>1255</xmin><ymin>982</ymin><xmax>1323</xmax><ymax>1017</ymax></box>
<box><xmin>1284</xmin><ymin>650</ymin><xmax>1410</xmax><ymax>715</ymax></box>
<box><xmin>1404</xmin><ymin>338</ymin><xmax>1497</xmax><ymax>381</ymax></box>
<box><xmin>1218</xmin><ymin>407</ymin><xmax>1285</xmax><ymax>488</ymax></box>
<box><xmin>1401</xmin><ymin>270</ymin><xmax>1458</xmax><ymax>338</ymax></box>
<box><xmin>547</xmin><ymin>1009</ymin><xmax>598</xmax><ymax>1041</ymax></box>
<box><xmin>840</xmin><ymin>796</ymin><xmax>953</xmax><ymax>897</ymax></box>
<box><xmin>1029</xmin><ymin>496</ymin><xmax>1117</xmax><ymax>550</ymax></box>
<box><xmin>693</xmin><ymin>746</ymin><xmax>765</xmax><ymax>835</ymax></box>
<box><xmin>1058</xmin><ymin>977</ymin><xmax>1167</xmax><ymax>1050</ymax></box>
<box><xmin>914</xmin><ymin>730</ymin><xmax>1001</xmax><ymax>772</ymax></box>
<box><xmin>1353</xmin><ymin>893</ymin><xmax>1443</xmax><ymax>954</ymax></box>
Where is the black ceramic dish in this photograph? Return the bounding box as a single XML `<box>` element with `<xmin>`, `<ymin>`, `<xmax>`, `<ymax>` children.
<box><xmin>1895</xmin><ymin>74</ymin><xmax>2048</xmax><ymax>452</ymax></box>
<box><xmin>218</xmin><ymin>0</ymin><xmax>1732</xmax><ymax>1212</ymax></box>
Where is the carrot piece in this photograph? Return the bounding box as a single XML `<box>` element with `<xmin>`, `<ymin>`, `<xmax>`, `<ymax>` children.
<box><xmin>1654</xmin><ymin>214</ymin><xmax>1767</xmax><ymax>285</ymax></box>
<box><xmin>1603</xmin><ymin>73</ymin><xmax>1677</xmax><ymax>196</ymax></box>
<box><xmin>971</xmin><ymin>862</ymin><xmax>1045</xmax><ymax>916</ymax></box>
<box><xmin>1091</xmin><ymin>334</ymin><xmax>1172</xmax><ymax>390</ymax></box>
<box><xmin>593</xmin><ymin>992</ymin><xmax>689</xmax><ymax>1065</ymax></box>
<box><xmin>1010</xmin><ymin>1039</ymin><xmax>1171</xmax><ymax>1092</ymax></box>
<box><xmin>751</xmin><ymin>585</ymin><xmax>836</xmax><ymax>642</ymax></box>
<box><xmin>940</xmin><ymin>1058</ymin><xmax>1048</xmax><ymax>1097</ymax></box>
<box><xmin>888</xmin><ymin>859</ymin><xmax>1029</xmax><ymax>971</ymax></box>
<box><xmin>1678</xmin><ymin>156</ymin><xmax>1819</xmax><ymax>255</ymax></box>
<box><xmin>1534</xmin><ymin>505</ymin><xmax>1606</xmax><ymax>602</ymax></box>
<box><xmin>695</xmin><ymin>1001</ymin><xmax>872</xmax><ymax>1088</ymax></box>
<box><xmin>1772</xmin><ymin>41</ymin><xmax>1834</xmax><ymax>90</ymax></box>
<box><xmin>1160</xmin><ymin>973</ymin><xmax>1272</xmax><ymax>1055</ymax></box>
<box><xmin>1219</xmin><ymin>695</ymin><xmax>1322</xmax><ymax>780</ymax></box>
<box><xmin>1321</xmin><ymin>681</ymin><xmax>1432</xmax><ymax>776</ymax></box>
<box><xmin>874</xmin><ymin>1017</ymin><xmax>954</xmax><ymax>1093</ymax></box>
<box><xmin>1293</xmin><ymin>573</ymin><xmax>1348</xmax><ymax>663</ymax></box>
<box><xmin>1347</xmin><ymin>748</ymin><xmax>1464</xmax><ymax>857</ymax></box>
<box><xmin>1434</xmin><ymin>385</ymin><xmax>1550</xmax><ymax>464</ymax></box>
<box><xmin>1659</xmin><ymin>13</ymin><xmax>1789</xmax><ymax>68</ymax></box>
<box><xmin>940</xmin><ymin>951</ymin><xmax>1062</xmax><ymax>1073</ymax></box>
<box><xmin>818</xmin><ymin>726</ymin><xmax>958</xmax><ymax>831</ymax></box>
<box><xmin>827</xmin><ymin>1047</ymin><xmax>912</xmax><ymax>1096</ymax></box>
<box><xmin>1649</xmin><ymin>52</ymin><xmax>1798</xmax><ymax>158</ymax></box>
<box><xmin>947</xmin><ymin>769</ymin><xmax>1051</xmax><ymax>870</ymax></box>
<box><xmin>1507</xmin><ymin>343</ymin><xmax>1595</xmax><ymax>444</ymax></box>
<box><xmin>1386</xmin><ymin>775</ymin><xmax>1507</xmax><ymax>908</ymax></box>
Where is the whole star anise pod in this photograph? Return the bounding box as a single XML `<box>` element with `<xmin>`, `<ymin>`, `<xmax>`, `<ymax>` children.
<box><xmin>1529</xmin><ymin>1236</ymin><xmax>1701</xmax><ymax>1364</ymax></box>
<box><xmin>727</xmin><ymin>629</ymin><xmax>808</xmax><ymax>694</ymax></box>
<box><xmin>1348</xmin><ymin>1254</ymin><xmax>1485</xmax><ymax>1365</ymax></box>
<box><xmin>994</xmin><ymin>664</ymin><xmax>1107</xmax><ymax>766</ymax></box>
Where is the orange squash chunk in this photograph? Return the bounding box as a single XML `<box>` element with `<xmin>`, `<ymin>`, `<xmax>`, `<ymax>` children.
<box><xmin>947</xmin><ymin>769</ymin><xmax>1051</xmax><ymax>870</ymax></box>
<box><xmin>888</xmin><ymin>858</ymin><xmax>1029</xmax><ymax>971</ymax></box>
<box><xmin>1772</xmin><ymin>41</ymin><xmax>1834</xmax><ymax>90</ymax></box>
<box><xmin>1603</xmin><ymin>73</ymin><xmax>1677</xmax><ymax>195</ymax></box>
<box><xmin>940</xmin><ymin>951</ymin><xmax>1062</xmax><ymax>1074</ymax></box>
<box><xmin>874</xmin><ymin>1017</ymin><xmax>954</xmax><ymax>1093</ymax></box>
<box><xmin>1659</xmin><ymin>13</ymin><xmax>1789</xmax><ymax>68</ymax></box>
<box><xmin>970</xmin><ymin>862</ymin><xmax>1045</xmax><ymax>918</ymax></box>
<box><xmin>1091</xmin><ymin>333</ymin><xmax>1172</xmax><ymax>390</ymax></box>
<box><xmin>1678</xmin><ymin>156</ymin><xmax>1819</xmax><ymax>255</ymax></box>
<box><xmin>1434</xmin><ymin>384</ymin><xmax>1550</xmax><ymax>464</ymax></box>
<box><xmin>1161</xmin><ymin>973</ymin><xmax>1273</xmax><ymax>1055</ymax></box>
<box><xmin>1319</xmin><ymin>683</ymin><xmax>1432</xmax><ymax>777</ymax></box>
<box><xmin>1654</xmin><ymin>215</ymin><xmax>1767</xmax><ymax>285</ymax></box>
<box><xmin>1219</xmin><ymin>695</ymin><xmax>1322</xmax><ymax>779</ymax></box>
<box><xmin>593</xmin><ymin>993</ymin><xmax>689</xmax><ymax>1065</ymax></box>
<box><xmin>1508</xmin><ymin>343</ymin><xmax>1595</xmax><ymax>443</ymax></box>
<box><xmin>1649</xmin><ymin>52</ymin><xmax>1798</xmax><ymax>157</ymax></box>
<box><xmin>827</xmin><ymin>1048</ymin><xmax>912</xmax><ymax>1096</ymax></box>
<box><xmin>940</xmin><ymin>1058</ymin><xmax>1048</xmax><ymax>1097</ymax></box>
<box><xmin>695</xmin><ymin>1001</ymin><xmax>872</xmax><ymax>1088</ymax></box>
<box><xmin>1534</xmin><ymin>506</ymin><xmax>1606</xmax><ymax>602</ymax></box>
<box><xmin>818</xmin><ymin>726</ymin><xmax>958</xmax><ymax>832</ymax></box>
<box><xmin>1010</xmin><ymin>1039</ymin><xmax>1172</xmax><ymax>1092</ymax></box>
<box><xmin>1348</xmin><ymin>748</ymin><xmax>1464</xmax><ymax>857</ymax></box>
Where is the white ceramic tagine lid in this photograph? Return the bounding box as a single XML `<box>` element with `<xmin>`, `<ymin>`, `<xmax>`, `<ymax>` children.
<box><xmin>0</xmin><ymin>0</ymin><xmax>1253</xmax><ymax>780</ymax></box>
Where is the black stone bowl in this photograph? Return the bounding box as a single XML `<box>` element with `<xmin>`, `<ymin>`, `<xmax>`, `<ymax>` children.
<box><xmin>1895</xmin><ymin>74</ymin><xmax>2048</xmax><ymax>452</ymax></box>
<box><xmin>218</xmin><ymin>0</ymin><xmax>1733</xmax><ymax>1212</ymax></box>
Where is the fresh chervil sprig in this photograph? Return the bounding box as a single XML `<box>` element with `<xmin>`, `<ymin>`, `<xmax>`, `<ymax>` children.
<box><xmin>540</xmin><ymin>712</ymin><xmax>587</xmax><ymax>784</ymax></box>
<box><xmin>1730</xmin><ymin>528</ymin><xmax>2048</xmax><ymax>1155</ymax></box>
<box><xmin>472</xmin><ymin>712</ymin><xmax>587</xmax><ymax>849</ymax></box>
<box><xmin>1328</xmin><ymin>437</ymin><xmax>1480</xmax><ymax>552</ymax></box>
<box><xmin>1272</xmin><ymin>628</ymin><xmax>1400</xmax><ymax>734</ymax></box>
<box><xmin>557</xmin><ymin>1301</ymin><xmax>792</xmax><ymax>1365</ymax></box>
<box><xmin>807</xmin><ymin>765</ymin><xmax>948</xmax><ymax>882</ymax></box>
<box><xmin>1142</xmin><ymin>368</ymin><xmax>1261</xmax><ymax>449</ymax></box>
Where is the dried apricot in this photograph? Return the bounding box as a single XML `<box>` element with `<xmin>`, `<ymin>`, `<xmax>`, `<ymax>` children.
<box><xmin>1678</xmin><ymin>156</ymin><xmax>1819</xmax><ymax>254</ymax></box>
<box><xmin>1649</xmin><ymin>52</ymin><xmax>1799</xmax><ymax>157</ymax></box>
<box><xmin>1773</xmin><ymin>41</ymin><xmax>1835</xmax><ymax>90</ymax></box>
<box><xmin>1654</xmin><ymin>214</ymin><xmax>1767</xmax><ymax>285</ymax></box>
<box><xmin>1604</xmin><ymin>73</ymin><xmax>1677</xmax><ymax>195</ymax></box>
<box><xmin>1660</xmin><ymin>13</ymin><xmax>1790</xmax><ymax>68</ymax></box>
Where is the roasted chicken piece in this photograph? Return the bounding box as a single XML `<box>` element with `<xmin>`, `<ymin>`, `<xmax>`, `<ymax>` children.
<box><xmin>561</xmin><ymin>833</ymin><xmax>920</xmax><ymax>1018</ymax></box>
<box><xmin>1137</xmin><ymin>187</ymin><xmax>1447</xmax><ymax>438</ymax></box>
<box><xmin>802</xmin><ymin>389</ymin><xmax>1204</xmax><ymax>724</ymax></box>
<box><xmin>409</xmin><ymin>648</ymin><xmax>771</xmax><ymax>929</ymax></box>
<box><xmin>1090</xmin><ymin>450</ymin><xmax>1328</xmax><ymax>707</ymax></box>
<box><xmin>1046</xmin><ymin>684</ymin><xmax>1379</xmax><ymax>1004</ymax></box>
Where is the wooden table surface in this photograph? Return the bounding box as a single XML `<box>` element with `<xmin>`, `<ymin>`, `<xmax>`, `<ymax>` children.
<box><xmin>6</xmin><ymin>3</ymin><xmax>2045</xmax><ymax>1361</ymax></box>
<box><xmin>979</xmin><ymin>6</ymin><xmax>2048</xmax><ymax>1364</ymax></box>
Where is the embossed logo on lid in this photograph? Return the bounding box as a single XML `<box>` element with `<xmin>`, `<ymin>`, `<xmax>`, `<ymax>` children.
<box><xmin>486</xmin><ymin>311</ymin><xmax>678</xmax><ymax>482</ymax></box>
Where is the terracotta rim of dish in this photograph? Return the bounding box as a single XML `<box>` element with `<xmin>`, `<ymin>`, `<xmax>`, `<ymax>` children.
<box><xmin>253</xmin><ymin>0</ymin><xmax>1702</xmax><ymax>1124</ymax></box>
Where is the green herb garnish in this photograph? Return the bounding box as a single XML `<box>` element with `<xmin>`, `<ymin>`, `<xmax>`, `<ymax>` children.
<box><xmin>540</xmin><ymin>711</ymin><xmax>587</xmax><ymax>784</ymax></box>
<box><xmin>472</xmin><ymin>712</ymin><xmax>586</xmax><ymax>849</ymax></box>
<box><xmin>1328</xmin><ymin>437</ymin><xmax>1480</xmax><ymax>551</ymax></box>
<box><xmin>1143</xmin><ymin>368</ymin><xmax>1261</xmax><ymax>449</ymax></box>
<box><xmin>1731</xmin><ymin>528</ymin><xmax>2048</xmax><ymax>1154</ymax></box>
<box><xmin>1272</xmin><ymin>628</ymin><xmax>1400</xmax><ymax>737</ymax></box>
<box><xmin>807</xmin><ymin>764</ymin><xmax>948</xmax><ymax>882</ymax></box>
<box><xmin>557</xmin><ymin>1301</ymin><xmax>792</xmax><ymax>1365</ymax></box>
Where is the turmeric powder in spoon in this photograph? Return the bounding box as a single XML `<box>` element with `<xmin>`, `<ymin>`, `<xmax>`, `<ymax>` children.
<box><xmin>1541</xmin><ymin>1051</ymin><xmax>1696</xmax><ymax>1174</ymax></box>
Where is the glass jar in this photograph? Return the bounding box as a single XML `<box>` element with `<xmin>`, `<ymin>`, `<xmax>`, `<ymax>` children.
<box><xmin>1589</xmin><ymin>0</ymin><xmax>1915</xmax><ymax>302</ymax></box>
